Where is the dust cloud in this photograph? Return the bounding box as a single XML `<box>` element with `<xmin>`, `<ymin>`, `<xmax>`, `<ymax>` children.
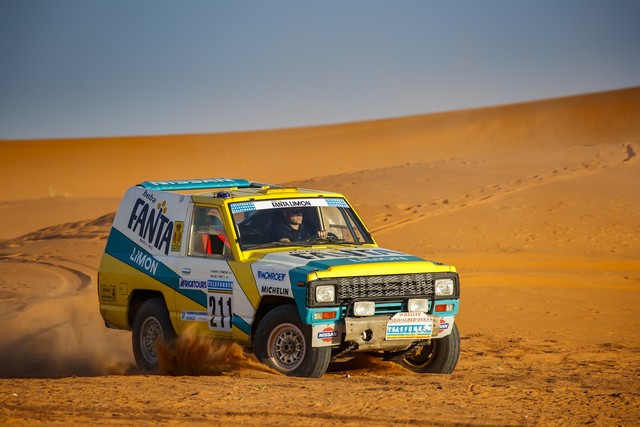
<box><xmin>0</xmin><ymin>263</ymin><xmax>134</xmax><ymax>378</ymax></box>
<box><xmin>158</xmin><ymin>328</ymin><xmax>278</xmax><ymax>376</ymax></box>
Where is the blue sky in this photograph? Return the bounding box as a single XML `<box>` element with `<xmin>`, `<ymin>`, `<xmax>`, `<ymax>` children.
<box><xmin>1</xmin><ymin>0</ymin><xmax>639</xmax><ymax>140</ymax></box>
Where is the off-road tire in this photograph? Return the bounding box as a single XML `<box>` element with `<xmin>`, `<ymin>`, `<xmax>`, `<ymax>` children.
<box><xmin>132</xmin><ymin>298</ymin><xmax>176</xmax><ymax>372</ymax></box>
<box><xmin>398</xmin><ymin>323</ymin><xmax>460</xmax><ymax>374</ymax></box>
<box><xmin>254</xmin><ymin>305</ymin><xmax>331</xmax><ymax>378</ymax></box>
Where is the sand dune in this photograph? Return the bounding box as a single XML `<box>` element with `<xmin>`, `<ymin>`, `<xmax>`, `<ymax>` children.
<box><xmin>0</xmin><ymin>87</ymin><xmax>639</xmax><ymax>425</ymax></box>
<box><xmin>1</xmin><ymin>87</ymin><xmax>638</xmax><ymax>201</ymax></box>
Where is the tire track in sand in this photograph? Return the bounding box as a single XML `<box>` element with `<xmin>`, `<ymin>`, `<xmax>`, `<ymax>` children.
<box><xmin>0</xmin><ymin>253</ymin><xmax>92</xmax><ymax>295</ymax></box>
<box><xmin>370</xmin><ymin>142</ymin><xmax>638</xmax><ymax>235</ymax></box>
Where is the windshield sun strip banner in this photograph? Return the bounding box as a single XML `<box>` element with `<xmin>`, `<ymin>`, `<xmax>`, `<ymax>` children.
<box><xmin>230</xmin><ymin>198</ymin><xmax>348</xmax><ymax>214</ymax></box>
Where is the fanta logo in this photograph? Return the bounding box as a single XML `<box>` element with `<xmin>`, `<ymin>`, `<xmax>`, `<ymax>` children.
<box><xmin>318</xmin><ymin>327</ymin><xmax>338</xmax><ymax>342</ymax></box>
<box><xmin>257</xmin><ymin>271</ymin><xmax>286</xmax><ymax>281</ymax></box>
<box><xmin>128</xmin><ymin>197</ymin><xmax>174</xmax><ymax>255</ymax></box>
<box><xmin>439</xmin><ymin>319</ymin><xmax>450</xmax><ymax>330</ymax></box>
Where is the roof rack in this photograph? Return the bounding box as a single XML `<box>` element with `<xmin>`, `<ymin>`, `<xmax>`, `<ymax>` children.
<box><xmin>137</xmin><ymin>178</ymin><xmax>253</xmax><ymax>191</ymax></box>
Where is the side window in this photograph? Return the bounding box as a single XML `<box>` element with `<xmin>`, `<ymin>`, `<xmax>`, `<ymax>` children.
<box><xmin>189</xmin><ymin>206</ymin><xmax>230</xmax><ymax>257</ymax></box>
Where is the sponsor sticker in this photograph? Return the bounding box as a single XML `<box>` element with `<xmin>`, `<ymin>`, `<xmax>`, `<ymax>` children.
<box><xmin>208</xmin><ymin>280</ymin><xmax>233</xmax><ymax>291</ymax></box>
<box><xmin>180</xmin><ymin>279</ymin><xmax>207</xmax><ymax>290</ymax></box>
<box><xmin>260</xmin><ymin>285</ymin><xmax>290</xmax><ymax>296</ymax></box>
<box><xmin>388</xmin><ymin>312</ymin><xmax>431</xmax><ymax>323</ymax></box>
<box><xmin>181</xmin><ymin>311</ymin><xmax>208</xmax><ymax>322</ymax></box>
<box><xmin>171</xmin><ymin>221</ymin><xmax>184</xmax><ymax>252</ymax></box>
<box><xmin>439</xmin><ymin>318</ymin><xmax>450</xmax><ymax>330</ymax></box>
<box><xmin>312</xmin><ymin>324</ymin><xmax>340</xmax><ymax>347</ymax></box>
<box><xmin>129</xmin><ymin>247</ymin><xmax>158</xmax><ymax>275</ymax></box>
<box><xmin>257</xmin><ymin>270</ymin><xmax>287</xmax><ymax>282</ymax></box>
<box><xmin>127</xmin><ymin>195</ymin><xmax>175</xmax><ymax>255</ymax></box>
<box><xmin>231</xmin><ymin>198</ymin><xmax>348</xmax><ymax>213</ymax></box>
<box><xmin>386</xmin><ymin>312</ymin><xmax>433</xmax><ymax>340</ymax></box>
<box><xmin>318</xmin><ymin>327</ymin><xmax>339</xmax><ymax>343</ymax></box>
<box><xmin>100</xmin><ymin>284</ymin><xmax>117</xmax><ymax>302</ymax></box>
<box><xmin>255</xmin><ymin>267</ymin><xmax>290</xmax><ymax>296</ymax></box>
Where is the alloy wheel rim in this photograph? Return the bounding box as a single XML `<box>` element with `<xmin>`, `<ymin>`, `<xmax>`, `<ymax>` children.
<box><xmin>268</xmin><ymin>323</ymin><xmax>306</xmax><ymax>372</ymax></box>
<box><xmin>140</xmin><ymin>317</ymin><xmax>162</xmax><ymax>363</ymax></box>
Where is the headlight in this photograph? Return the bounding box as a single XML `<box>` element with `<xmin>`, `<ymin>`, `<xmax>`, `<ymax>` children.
<box><xmin>408</xmin><ymin>298</ymin><xmax>429</xmax><ymax>312</ymax></box>
<box><xmin>315</xmin><ymin>285</ymin><xmax>335</xmax><ymax>303</ymax></box>
<box><xmin>435</xmin><ymin>278</ymin><xmax>454</xmax><ymax>296</ymax></box>
<box><xmin>353</xmin><ymin>301</ymin><xmax>375</xmax><ymax>316</ymax></box>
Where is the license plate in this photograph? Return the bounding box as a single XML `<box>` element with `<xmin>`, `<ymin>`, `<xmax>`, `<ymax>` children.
<box><xmin>385</xmin><ymin>312</ymin><xmax>433</xmax><ymax>340</ymax></box>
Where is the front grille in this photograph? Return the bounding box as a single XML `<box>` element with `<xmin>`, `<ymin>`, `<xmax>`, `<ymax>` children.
<box><xmin>336</xmin><ymin>273</ymin><xmax>434</xmax><ymax>304</ymax></box>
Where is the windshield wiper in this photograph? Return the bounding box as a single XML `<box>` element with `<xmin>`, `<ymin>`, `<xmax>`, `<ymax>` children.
<box><xmin>307</xmin><ymin>238</ymin><xmax>348</xmax><ymax>245</ymax></box>
<box><xmin>244</xmin><ymin>242</ymin><xmax>290</xmax><ymax>250</ymax></box>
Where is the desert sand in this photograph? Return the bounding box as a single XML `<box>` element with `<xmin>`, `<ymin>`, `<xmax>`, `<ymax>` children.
<box><xmin>0</xmin><ymin>87</ymin><xmax>639</xmax><ymax>426</ymax></box>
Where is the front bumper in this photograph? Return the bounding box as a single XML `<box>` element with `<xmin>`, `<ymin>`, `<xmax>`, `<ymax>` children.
<box><xmin>311</xmin><ymin>313</ymin><xmax>456</xmax><ymax>350</ymax></box>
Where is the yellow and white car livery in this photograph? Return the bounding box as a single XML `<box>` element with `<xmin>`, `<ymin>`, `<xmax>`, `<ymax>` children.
<box><xmin>98</xmin><ymin>178</ymin><xmax>461</xmax><ymax>377</ymax></box>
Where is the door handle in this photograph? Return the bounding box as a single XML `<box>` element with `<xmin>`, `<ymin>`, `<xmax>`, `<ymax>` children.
<box><xmin>181</xmin><ymin>267</ymin><xmax>191</xmax><ymax>275</ymax></box>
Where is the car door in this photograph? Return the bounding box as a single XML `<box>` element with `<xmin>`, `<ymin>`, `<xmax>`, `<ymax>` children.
<box><xmin>175</xmin><ymin>205</ymin><xmax>236</xmax><ymax>337</ymax></box>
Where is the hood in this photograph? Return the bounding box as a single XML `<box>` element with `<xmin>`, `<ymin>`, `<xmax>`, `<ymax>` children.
<box><xmin>255</xmin><ymin>246</ymin><xmax>454</xmax><ymax>280</ymax></box>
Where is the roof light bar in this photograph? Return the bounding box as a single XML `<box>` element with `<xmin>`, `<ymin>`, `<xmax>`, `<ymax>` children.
<box><xmin>138</xmin><ymin>178</ymin><xmax>252</xmax><ymax>191</ymax></box>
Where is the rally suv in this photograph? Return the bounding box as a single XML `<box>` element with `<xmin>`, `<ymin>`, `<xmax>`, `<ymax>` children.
<box><xmin>98</xmin><ymin>178</ymin><xmax>460</xmax><ymax>377</ymax></box>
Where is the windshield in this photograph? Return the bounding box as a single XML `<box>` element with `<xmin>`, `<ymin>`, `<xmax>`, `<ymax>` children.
<box><xmin>230</xmin><ymin>197</ymin><xmax>373</xmax><ymax>250</ymax></box>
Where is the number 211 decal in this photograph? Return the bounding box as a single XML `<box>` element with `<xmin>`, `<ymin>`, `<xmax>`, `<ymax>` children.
<box><xmin>208</xmin><ymin>293</ymin><xmax>232</xmax><ymax>332</ymax></box>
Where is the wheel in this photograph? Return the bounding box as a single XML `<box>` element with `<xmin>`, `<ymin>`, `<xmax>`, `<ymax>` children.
<box><xmin>398</xmin><ymin>323</ymin><xmax>460</xmax><ymax>374</ymax></box>
<box><xmin>254</xmin><ymin>305</ymin><xmax>331</xmax><ymax>378</ymax></box>
<box><xmin>132</xmin><ymin>298</ymin><xmax>176</xmax><ymax>372</ymax></box>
